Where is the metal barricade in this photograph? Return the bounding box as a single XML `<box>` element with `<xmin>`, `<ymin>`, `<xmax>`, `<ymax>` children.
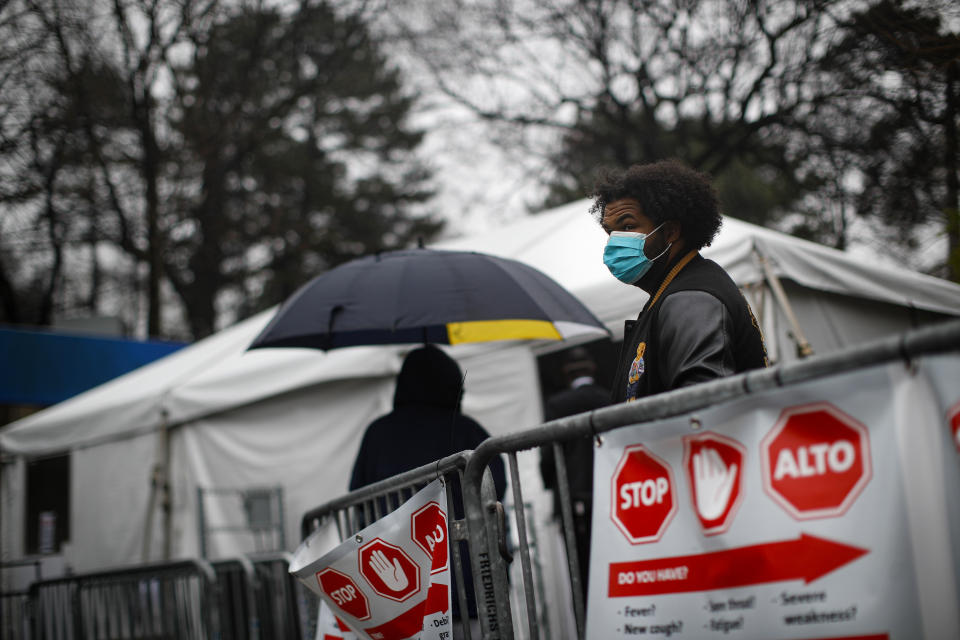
<box><xmin>211</xmin><ymin>557</ymin><xmax>259</xmax><ymax>640</ymax></box>
<box><xmin>299</xmin><ymin>451</ymin><xmax>509</xmax><ymax>640</ymax></box>
<box><xmin>460</xmin><ymin>318</ymin><xmax>960</xmax><ymax>639</ymax></box>
<box><xmin>12</xmin><ymin>554</ymin><xmax>304</xmax><ymax>640</ymax></box>
<box><xmin>27</xmin><ymin>559</ymin><xmax>218</xmax><ymax>640</ymax></box>
<box><xmin>1</xmin><ymin>559</ymin><xmax>42</xmax><ymax>640</ymax></box>
<box><xmin>247</xmin><ymin>553</ymin><xmax>305</xmax><ymax>640</ymax></box>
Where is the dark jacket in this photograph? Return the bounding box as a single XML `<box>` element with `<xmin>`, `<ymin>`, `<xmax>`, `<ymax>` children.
<box><xmin>539</xmin><ymin>380</ymin><xmax>609</xmax><ymax>599</ymax></box>
<box><xmin>612</xmin><ymin>252</ymin><xmax>768</xmax><ymax>403</ymax></box>
<box><xmin>348</xmin><ymin>345</ymin><xmax>506</xmax><ymax>618</ymax></box>
<box><xmin>539</xmin><ymin>381</ymin><xmax>610</xmax><ymax>506</ymax></box>
<box><xmin>349</xmin><ymin>345</ymin><xmax>506</xmax><ymax>501</ymax></box>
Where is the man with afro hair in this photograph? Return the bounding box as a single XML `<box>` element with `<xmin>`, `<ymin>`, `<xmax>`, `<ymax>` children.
<box><xmin>591</xmin><ymin>159</ymin><xmax>768</xmax><ymax>403</ymax></box>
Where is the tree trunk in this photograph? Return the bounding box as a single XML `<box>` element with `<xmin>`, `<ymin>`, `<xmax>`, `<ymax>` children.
<box><xmin>137</xmin><ymin>89</ymin><xmax>163</xmax><ymax>336</ymax></box>
<box><xmin>945</xmin><ymin>59</ymin><xmax>959</xmax><ymax>282</ymax></box>
<box><xmin>0</xmin><ymin>252</ymin><xmax>20</xmax><ymax>323</ymax></box>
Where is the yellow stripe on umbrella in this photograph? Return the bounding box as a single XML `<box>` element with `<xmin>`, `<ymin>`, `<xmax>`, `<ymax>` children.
<box><xmin>446</xmin><ymin>319</ymin><xmax>562</xmax><ymax>345</ymax></box>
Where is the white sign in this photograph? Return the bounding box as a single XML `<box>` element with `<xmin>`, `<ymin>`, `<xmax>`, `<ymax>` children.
<box><xmin>587</xmin><ymin>354</ymin><xmax>960</xmax><ymax>639</ymax></box>
<box><xmin>291</xmin><ymin>479</ymin><xmax>452</xmax><ymax>640</ymax></box>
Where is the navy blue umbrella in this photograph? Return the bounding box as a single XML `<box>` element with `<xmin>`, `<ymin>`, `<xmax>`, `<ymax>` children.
<box><xmin>248</xmin><ymin>248</ymin><xmax>608</xmax><ymax>350</ymax></box>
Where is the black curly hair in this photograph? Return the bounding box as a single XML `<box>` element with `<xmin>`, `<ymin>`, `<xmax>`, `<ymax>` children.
<box><xmin>588</xmin><ymin>159</ymin><xmax>722</xmax><ymax>250</ymax></box>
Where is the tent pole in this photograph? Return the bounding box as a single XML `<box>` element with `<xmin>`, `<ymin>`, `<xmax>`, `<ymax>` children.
<box><xmin>754</xmin><ymin>249</ymin><xmax>814</xmax><ymax>358</ymax></box>
<box><xmin>160</xmin><ymin>410</ymin><xmax>172</xmax><ymax>560</ymax></box>
<box><xmin>141</xmin><ymin>409</ymin><xmax>172</xmax><ymax>562</ymax></box>
<box><xmin>142</xmin><ymin>443</ymin><xmax>158</xmax><ymax>561</ymax></box>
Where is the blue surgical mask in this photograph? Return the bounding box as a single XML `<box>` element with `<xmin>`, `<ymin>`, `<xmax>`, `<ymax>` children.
<box><xmin>603</xmin><ymin>225</ymin><xmax>670</xmax><ymax>284</ymax></box>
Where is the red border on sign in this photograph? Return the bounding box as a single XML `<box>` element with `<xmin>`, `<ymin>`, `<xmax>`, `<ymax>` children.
<box><xmin>357</xmin><ymin>538</ymin><xmax>421</xmax><ymax>603</ymax></box>
<box><xmin>760</xmin><ymin>401</ymin><xmax>873</xmax><ymax>520</ymax></box>
<box><xmin>316</xmin><ymin>567</ymin><xmax>371</xmax><ymax>621</ymax></box>
<box><xmin>610</xmin><ymin>444</ymin><xmax>677</xmax><ymax>544</ymax></box>
<box><xmin>410</xmin><ymin>501</ymin><xmax>449</xmax><ymax>574</ymax></box>
<box><xmin>682</xmin><ymin>431</ymin><xmax>747</xmax><ymax>536</ymax></box>
<box><xmin>948</xmin><ymin>402</ymin><xmax>960</xmax><ymax>454</ymax></box>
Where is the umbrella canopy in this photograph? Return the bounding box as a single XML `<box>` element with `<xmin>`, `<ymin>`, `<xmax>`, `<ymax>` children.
<box><xmin>248</xmin><ymin>248</ymin><xmax>609</xmax><ymax>350</ymax></box>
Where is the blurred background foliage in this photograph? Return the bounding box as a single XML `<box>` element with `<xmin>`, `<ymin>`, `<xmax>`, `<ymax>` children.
<box><xmin>1</xmin><ymin>0</ymin><xmax>957</xmax><ymax>340</ymax></box>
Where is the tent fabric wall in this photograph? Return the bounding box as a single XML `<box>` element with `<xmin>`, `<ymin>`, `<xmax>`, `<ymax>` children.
<box><xmin>69</xmin><ymin>432</ymin><xmax>161</xmax><ymax>568</ymax></box>
<box><xmin>764</xmin><ymin>282</ymin><xmax>952</xmax><ymax>361</ymax></box>
<box><xmin>0</xmin><ymin>457</ymin><xmax>25</xmax><ymax>558</ymax></box>
<box><xmin>176</xmin><ymin>378</ymin><xmax>393</xmax><ymax>564</ymax></box>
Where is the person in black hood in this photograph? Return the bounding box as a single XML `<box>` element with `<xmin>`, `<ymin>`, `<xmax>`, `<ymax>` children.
<box><xmin>349</xmin><ymin>344</ymin><xmax>505</xmax><ymax>498</ymax></box>
<box><xmin>348</xmin><ymin>344</ymin><xmax>506</xmax><ymax>631</ymax></box>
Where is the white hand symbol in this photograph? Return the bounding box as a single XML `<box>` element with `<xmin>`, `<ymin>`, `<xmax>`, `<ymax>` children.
<box><xmin>693</xmin><ymin>447</ymin><xmax>738</xmax><ymax>521</ymax></box>
<box><xmin>369</xmin><ymin>549</ymin><xmax>409</xmax><ymax>591</ymax></box>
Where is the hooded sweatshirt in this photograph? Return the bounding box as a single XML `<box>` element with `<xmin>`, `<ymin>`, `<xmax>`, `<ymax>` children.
<box><xmin>348</xmin><ymin>345</ymin><xmax>507</xmax><ymax>619</ymax></box>
<box><xmin>349</xmin><ymin>345</ymin><xmax>504</xmax><ymax>498</ymax></box>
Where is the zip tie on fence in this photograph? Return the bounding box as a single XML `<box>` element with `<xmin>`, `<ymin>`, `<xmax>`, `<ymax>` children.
<box><xmin>773</xmin><ymin>365</ymin><xmax>784</xmax><ymax>388</ymax></box>
<box><xmin>898</xmin><ymin>332</ymin><xmax>915</xmax><ymax>373</ymax></box>
<box><xmin>589</xmin><ymin>410</ymin><xmax>603</xmax><ymax>447</ymax></box>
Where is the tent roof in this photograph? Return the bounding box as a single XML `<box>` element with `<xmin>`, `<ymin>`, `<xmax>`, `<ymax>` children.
<box><xmin>0</xmin><ymin>309</ymin><xmax>411</xmax><ymax>454</ymax></box>
<box><xmin>4</xmin><ymin>201</ymin><xmax>959</xmax><ymax>455</ymax></box>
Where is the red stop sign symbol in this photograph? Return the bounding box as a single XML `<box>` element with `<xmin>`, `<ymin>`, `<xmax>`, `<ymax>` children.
<box><xmin>761</xmin><ymin>402</ymin><xmax>872</xmax><ymax>520</ymax></box>
<box><xmin>611</xmin><ymin>444</ymin><xmax>676</xmax><ymax>544</ymax></box>
<box><xmin>949</xmin><ymin>403</ymin><xmax>960</xmax><ymax>453</ymax></box>
<box><xmin>358</xmin><ymin>538</ymin><xmax>421</xmax><ymax>602</ymax></box>
<box><xmin>316</xmin><ymin>567</ymin><xmax>370</xmax><ymax>621</ymax></box>
<box><xmin>683</xmin><ymin>432</ymin><xmax>746</xmax><ymax>535</ymax></box>
<box><xmin>411</xmin><ymin>501</ymin><xmax>448</xmax><ymax>574</ymax></box>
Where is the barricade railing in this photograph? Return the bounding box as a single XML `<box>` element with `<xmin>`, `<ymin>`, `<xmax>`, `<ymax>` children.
<box><xmin>209</xmin><ymin>552</ymin><xmax>305</xmax><ymax>640</ymax></box>
<box><xmin>211</xmin><ymin>557</ymin><xmax>259</xmax><ymax>640</ymax></box>
<box><xmin>246</xmin><ymin>552</ymin><xmax>305</xmax><ymax>640</ymax></box>
<box><xmin>0</xmin><ymin>586</ymin><xmax>31</xmax><ymax>640</ymax></box>
<box><xmin>460</xmin><ymin>318</ymin><xmax>960</xmax><ymax>639</ymax></box>
<box><xmin>26</xmin><ymin>559</ymin><xmax>218</xmax><ymax>640</ymax></box>
<box><xmin>13</xmin><ymin>552</ymin><xmax>304</xmax><ymax>640</ymax></box>
<box><xmin>1</xmin><ymin>559</ymin><xmax>42</xmax><ymax>640</ymax></box>
<box><xmin>298</xmin><ymin>451</ymin><xmax>509</xmax><ymax>640</ymax></box>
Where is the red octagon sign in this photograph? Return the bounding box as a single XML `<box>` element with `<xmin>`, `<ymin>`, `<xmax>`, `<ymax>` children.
<box><xmin>761</xmin><ymin>402</ymin><xmax>872</xmax><ymax>520</ymax></box>
<box><xmin>683</xmin><ymin>432</ymin><xmax>746</xmax><ymax>535</ymax></box>
<box><xmin>358</xmin><ymin>538</ymin><xmax>420</xmax><ymax>602</ymax></box>
<box><xmin>316</xmin><ymin>567</ymin><xmax>370</xmax><ymax>621</ymax></box>
<box><xmin>611</xmin><ymin>444</ymin><xmax>676</xmax><ymax>544</ymax></box>
<box><xmin>411</xmin><ymin>501</ymin><xmax>448</xmax><ymax>574</ymax></box>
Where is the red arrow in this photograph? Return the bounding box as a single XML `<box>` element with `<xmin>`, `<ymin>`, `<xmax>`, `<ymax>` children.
<box><xmin>608</xmin><ymin>533</ymin><xmax>867</xmax><ymax>597</ymax></box>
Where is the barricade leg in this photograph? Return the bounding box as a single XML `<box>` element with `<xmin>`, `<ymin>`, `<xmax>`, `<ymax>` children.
<box><xmin>463</xmin><ymin>464</ymin><xmax>515</xmax><ymax>639</ymax></box>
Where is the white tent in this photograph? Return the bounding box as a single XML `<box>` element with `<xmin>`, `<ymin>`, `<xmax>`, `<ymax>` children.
<box><xmin>436</xmin><ymin>199</ymin><xmax>960</xmax><ymax>362</ymax></box>
<box><xmin>3</xmin><ymin>201</ymin><xmax>960</xmax><ymax>577</ymax></box>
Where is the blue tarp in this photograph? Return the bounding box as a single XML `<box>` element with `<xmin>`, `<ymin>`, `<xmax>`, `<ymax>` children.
<box><xmin>0</xmin><ymin>327</ymin><xmax>186</xmax><ymax>406</ymax></box>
